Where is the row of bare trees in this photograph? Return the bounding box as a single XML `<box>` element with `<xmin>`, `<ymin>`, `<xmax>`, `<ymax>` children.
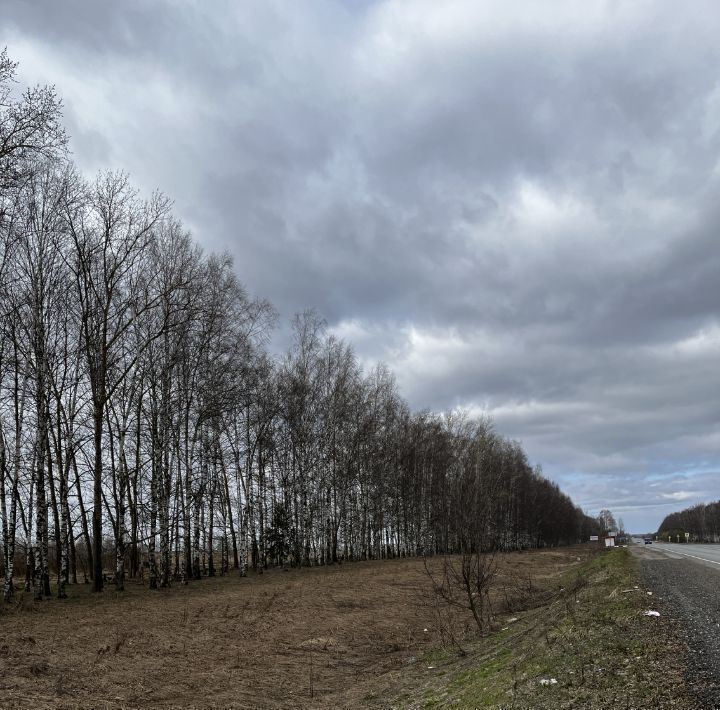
<box><xmin>0</xmin><ymin>51</ymin><xmax>600</xmax><ymax>600</ymax></box>
<box><xmin>658</xmin><ymin>500</ymin><xmax>720</xmax><ymax>542</ymax></box>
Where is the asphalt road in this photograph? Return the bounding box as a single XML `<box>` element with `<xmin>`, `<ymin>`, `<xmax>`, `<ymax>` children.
<box><xmin>636</xmin><ymin>541</ymin><xmax>720</xmax><ymax>565</ymax></box>
<box><xmin>633</xmin><ymin>542</ymin><xmax>720</xmax><ymax>709</ymax></box>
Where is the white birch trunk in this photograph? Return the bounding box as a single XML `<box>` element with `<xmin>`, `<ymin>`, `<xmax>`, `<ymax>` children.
<box><xmin>57</xmin><ymin>452</ymin><xmax>70</xmax><ymax>598</ymax></box>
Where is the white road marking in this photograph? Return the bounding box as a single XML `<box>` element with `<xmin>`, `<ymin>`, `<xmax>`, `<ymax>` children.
<box><xmin>655</xmin><ymin>547</ymin><xmax>720</xmax><ymax>566</ymax></box>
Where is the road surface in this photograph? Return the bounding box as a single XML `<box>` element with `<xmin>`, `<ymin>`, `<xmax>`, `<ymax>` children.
<box><xmin>633</xmin><ymin>541</ymin><xmax>720</xmax><ymax>708</ymax></box>
<box><xmin>634</xmin><ymin>540</ymin><xmax>720</xmax><ymax>565</ymax></box>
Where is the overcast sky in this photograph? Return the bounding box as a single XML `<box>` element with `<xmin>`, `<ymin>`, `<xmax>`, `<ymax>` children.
<box><xmin>5</xmin><ymin>0</ymin><xmax>720</xmax><ymax>531</ymax></box>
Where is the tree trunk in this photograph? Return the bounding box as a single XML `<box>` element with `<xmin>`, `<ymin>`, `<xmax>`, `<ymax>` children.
<box><xmin>159</xmin><ymin>449</ymin><xmax>171</xmax><ymax>587</ymax></box>
<box><xmin>34</xmin><ymin>307</ymin><xmax>50</xmax><ymax>597</ymax></box>
<box><xmin>57</xmin><ymin>450</ymin><xmax>71</xmax><ymax>598</ymax></box>
<box><xmin>45</xmin><ymin>428</ymin><xmax>61</xmax><ymax>593</ymax></box>
<box><xmin>92</xmin><ymin>398</ymin><xmax>104</xmax><ymax>592</ymax></box>
<box><xmin>219</xmin><ymin>451</ymin><xmax>238</xmax><ymax>569</ymax></box>
<box><xmin>208</xmin><ymin>481</ymin><xmax>215</xmax><ymax>577</ymax></box>
<box><xmin>0</xmin><ymin>427</ymin><xmax>9</xmax><ymax>595</ymax></box>
<box><xmin>193</xmin><ymin>495</ymin><xmax>201</xmax><ymax>580</ymax></box>
<box><xmin>148</xmin><ymin>437</ymin><xmax>158</xmax><ymax>590</ymax></box>
<box><xmin>2</xmin><ymin>455</ymin><xmax>18</xmax><ymax>602</ymax></box>
<box><xmin>72</xmin><ymin>455</ymin><xmax>92</xmax><ymax>581</ymax></box>
<box><xmin>115</xmin><ymin>429</ymin><xmax>128</xmax><ymax>592</ymax></box>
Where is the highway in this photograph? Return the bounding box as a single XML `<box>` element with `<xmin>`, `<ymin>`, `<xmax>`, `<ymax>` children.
<box><xmin>633</xmin><ymin>541</ymin><xmax>720</xmax><ymax>708</ymax></box>
<box><xmin>634</xmin><ymin>540</ymin><xmax>720</xmax><ymax>567</ymax></box>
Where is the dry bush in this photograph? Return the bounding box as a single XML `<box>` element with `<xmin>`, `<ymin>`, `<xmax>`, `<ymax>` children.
<box><xmin>424</xmin><ymin>549</ymin><xmax>498</xmax><ymax>639</ymax></box>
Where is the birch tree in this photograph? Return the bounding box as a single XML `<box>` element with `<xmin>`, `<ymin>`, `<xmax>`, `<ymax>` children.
<box><xmin>67</xmin><ymin>171</ymin><xmax>170</xmax><ymax>592</ymax></box>
<box><xmin>0</xmin><ymin>51</ymin><xmax>604</xmax><ymax>601</ymax></box>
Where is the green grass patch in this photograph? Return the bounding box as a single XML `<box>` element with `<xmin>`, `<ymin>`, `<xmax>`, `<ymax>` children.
<box><xmin>401</xmin><ymin>548</ymin><xmax>693</xmax><ymax>709</ymax></box>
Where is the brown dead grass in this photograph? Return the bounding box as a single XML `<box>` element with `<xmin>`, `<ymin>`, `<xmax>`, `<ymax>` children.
<box><xmin>0</xmin><ymin>546</ymin><xmax>592</xmax><ymax>709</ymax></box>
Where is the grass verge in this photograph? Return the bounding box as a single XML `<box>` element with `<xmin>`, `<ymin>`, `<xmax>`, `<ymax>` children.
<box><xmin>397</xmin><ymin>547</ymin><xmax>693</xmax><ymax>709</ymax></box>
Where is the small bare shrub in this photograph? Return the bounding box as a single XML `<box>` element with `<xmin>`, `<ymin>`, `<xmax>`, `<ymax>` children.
<box><xmin>425</xmin><ymin>550</ymin><xmax>498</xmax><ymax>636</ymax></box>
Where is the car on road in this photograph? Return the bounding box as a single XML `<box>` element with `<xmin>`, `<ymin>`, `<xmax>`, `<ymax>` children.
<box><xmin>644</xmin><ymin>538</ymin><xmax>652</xmax><ymax>544</ymax></box>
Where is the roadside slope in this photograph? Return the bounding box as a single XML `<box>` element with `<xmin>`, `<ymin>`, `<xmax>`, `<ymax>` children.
<box><xmin>381</xmin><ymin>548</ymin><xmax>694</xmax><ymax>709</ymax></box>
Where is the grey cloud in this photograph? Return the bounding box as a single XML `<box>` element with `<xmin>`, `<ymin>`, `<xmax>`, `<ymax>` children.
<box><xmin>4</xmin><ymin>0</ymin><xmax>720</xmax><ymax>530</ymax></box>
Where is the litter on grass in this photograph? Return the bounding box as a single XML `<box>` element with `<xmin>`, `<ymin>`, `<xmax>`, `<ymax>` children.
<box><xmin>540</xmin><ymin>678</ymin><xmax>558</xmax><ymax>686</ymax></box>
<box><xmin>643</xmin><ymin>610</ymin><xmax>660</xmax><ymax>617</ymax></box>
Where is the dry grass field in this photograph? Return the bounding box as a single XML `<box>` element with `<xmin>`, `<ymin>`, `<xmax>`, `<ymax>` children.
<box><xmin>0</xmin><ymin>548</ymin><xmax>590</xmax><ymax>709</ymax></box>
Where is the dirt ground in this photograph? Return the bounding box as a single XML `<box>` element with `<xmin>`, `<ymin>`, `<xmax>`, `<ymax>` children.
<box><xmin>0</xmin><ymin>547</ymin><xmax>592</xmax><ymax>709</ymax></box>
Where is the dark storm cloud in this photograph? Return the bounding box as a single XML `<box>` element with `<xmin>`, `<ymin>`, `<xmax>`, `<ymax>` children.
<box><xmin>4</xmin><ymin>0</ymin><xmax>720</xmax><ymax>530</ymax></box>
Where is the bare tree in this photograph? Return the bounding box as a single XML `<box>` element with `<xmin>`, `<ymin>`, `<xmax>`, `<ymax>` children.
<box><xmin>0</xmin><ymin>48</ymin><xmax>66</xmax><ymax>198</ymax></box>
<box><xmin>66</xmin><ymin>171</ymin><xmax>170</xmax><ymax>592</ymax></box>
<box><xmin>0</xmin><ymin>52</ymin><xmax>603</xmax><ymax>605</ymax></box>
<box><xmin>597</xmin><ymin>509</ymin><xmax>617</xmax><ymax>533</ymax></box>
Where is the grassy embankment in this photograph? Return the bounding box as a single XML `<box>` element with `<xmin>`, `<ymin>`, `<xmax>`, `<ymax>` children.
<box><xmin>395</xmin><ymin>547</ymin><xmax>693</xmax><ymax>709</ymax></box>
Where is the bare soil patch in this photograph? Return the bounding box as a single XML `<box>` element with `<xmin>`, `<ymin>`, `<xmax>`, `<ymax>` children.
<box><xmin>0</xmin><ymin>547</ymin><xmax>591</xmax><ymax>709</ymax></box>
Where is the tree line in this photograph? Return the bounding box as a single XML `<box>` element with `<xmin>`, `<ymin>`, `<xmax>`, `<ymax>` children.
<box><xmin>0</xmin><ymin>50</ymin><xmax>601</xmax><ymax>601</ymax></box>
<box><xmin>658</xmin><ymin>500</ymin><xmax>720</xmax><ymax>542</ymax></box>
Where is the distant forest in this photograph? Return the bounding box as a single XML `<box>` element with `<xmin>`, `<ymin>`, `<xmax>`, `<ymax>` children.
<box><xmin>0</xmin><ymin>51</ymin><xmax>601</xmax><ymax>601</ymax></box>
<box><xmin>658</xmin><ymin>500</ymin><xmax>720</xmax><ymax>542</ymax></box>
